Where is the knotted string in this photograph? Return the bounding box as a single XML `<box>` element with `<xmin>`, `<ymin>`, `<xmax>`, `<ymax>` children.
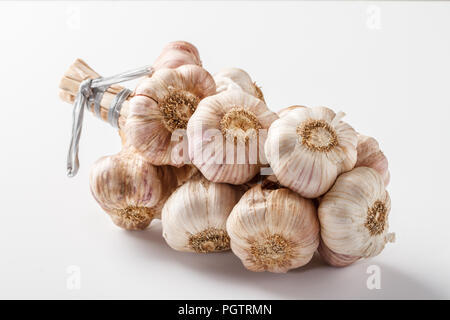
<box><xmin>66</xmin><ymin>65</ymin><xmax>153</xmax><ymax>177</ymax></box>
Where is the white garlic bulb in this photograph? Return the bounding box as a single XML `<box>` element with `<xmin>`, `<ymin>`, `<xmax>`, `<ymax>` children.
<box><xmin>317</xmin><ymin>240</ymin><xmax>360</xmax><ymax>267</ymax></box>
<box><xmin>187</xmin><ymin>90</ymin><xmax>278</xmax><ymax>185</ymax></box>
<box><xmin>319</xmin><ymin>167</ymin><xmax>395</xmax><ymax>257</ymax></box>
<box><xmin>162</xmin><ymin>174</ymin><xmax>243</xmax><ymax>253</ymax></box>
<box><xmin>214</xmin><ymin>67</ymin><xmax>264</xmax><ymax>101</ymax></box>
<box><xmin>277</xmin><ymin>105</ymin><xmax>306</xmax><ymax>117</ymax></box>
<box><xmin>90</xmin><ymin>149</ymin><xmax>196</xmax><ymax>230</ymax></box>
<box><xmin>124</xmin><ymin>65</ymin><xmax>216</xmax><ymax>166</ymax></box>
<box><xmin>356</xmin><ymin>134</ymin><xmax>390</xmax><ymax>186</ymax></box>
<box><xmin>265</xmin><ymin>106</ymin><xmax>358</xmax><ymax>198</ymax></box>
<box><xmin>226</xmin><ymin>181</ymin><xmax>320</xmax><ymax>273</ymax></box>
<box><xmin>152</xmin><ymin>40</ymin><xmax>202</xmax><ymax>70</ymax></box>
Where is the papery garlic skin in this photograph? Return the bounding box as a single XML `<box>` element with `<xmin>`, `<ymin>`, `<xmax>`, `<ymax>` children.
<box><xmin>356</xmin><ymin>134</ymin><xmax>390</xmax><ymax>186</ymax></box>
<box><xmin>153</xmin><ymin>41</ymin><xmax>202</xmax><ymax>70</ymax></box>
<box><xmin>317</xmin><ymin>240</ymin><xmax>360</xmax><ymax>267</ymax></box>
<box><xmin>319</xmin><ymin>167</ymin><xmax>395</xmax><ymax>257</ymax></box>
<box><xmin>90</xmin><ymin>149</ymin><xmax>196</xmax><ymax>230</ymax></box>
<box><xmin>265</xmin><ymin>106</ymin><xmax>357</xmax><ymax>198</ymax></box>
<box><xmin>227</xmin><ymin>184</ymin><xmax>320</xmax><ymax>273</ymax></box>
<box><xmin>214</xmin><ymin>68</ymin><xmax>264</xmax><ymax>101</ymax></box>
<box><xmin>187</xmin><ymin>90</ymin><xmax>278</xmax><ymax>185</ymax></box>
<box><xmin>162</xmin><ymin>174</ymin><xmax>243</xmax><ymax>253</ymax></box>
<box><xmin>125</xmin><ymin>65</ymin><xmax>216</xmax><ymax>166</ymax></box>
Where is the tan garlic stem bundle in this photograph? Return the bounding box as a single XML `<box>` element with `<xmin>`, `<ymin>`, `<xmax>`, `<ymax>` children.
<box><xmin>214</xmin><ymin>68</ymin><xmax>265</xmax><ymax>101</ymax></box>
<box><xmin>317</xmin><ymin>240</ymin><xmax>360</xmax><ymax>267</ymax></box>
<box><xmin>227</xmin><ymin>181</ymin><xmax>320</xmax><ymax>273</ymax></box>
<box><xmin>356</xmin><ymin>134</ymin><xmax>390</xmax><ymax>186</ymax></box>
<box><xmin>187</xmin><ymin>90</ymin><xmax>278</xmax><ymax>184</ymax></box>
<box><xmin>90</xmin><ymin>149</ymin><xmax>196</xmax><ymax>230</ymax></box>
<box><xmin>124</xmin><ymin>64</ymin><xmax>216</xmax><ymax>166</ymax></box>
<box><xmin>162</xmin><ymin>174</ymin><xmax>243</xmax><ymax>253</ymax></box>
<box><xmin>59</xmin><ymin>59</ymin><xmax>132</xmax><ymax>133</ymax></box>
<box><xmin>59</xmin><ymin>41</ymin><xmax>202</xmax><ymax>139</ymax></box>
<box><xmin>265</xmin><ymin>106</ymin><xmax>358</xmax><ymax>198</ymax></box>
<box><xmin>319</xmin><ymin>167</ymin><xmax>395</xmax><ymax>258</ymax></box>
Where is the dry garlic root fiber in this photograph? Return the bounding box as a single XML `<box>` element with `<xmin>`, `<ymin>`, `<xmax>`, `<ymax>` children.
<box><xmin>356</xmin><ymin>134</ymin><xmax>390</xmax><ymax>186</ymax></box>
<box><xmin>226</xmin><ymin>182</ymin><xmax>320</xmax><ymax>273</ymax></box>
<box><xmin>162</xmin><ymin>174</ymin><xmax>243</xmax><ymax>253</ymax></box>
<box><xmin>125</xmin><ymin>65</ymin><xmax>216</xmax><ymax>166</ymax></box>
<box><xmin>265</xmin><ymin>106</ymin><xmax>357</xmax><ymax>198</ymax></box>
<box><xmin>187</xmin><ymin>90</ymin><xmax>278</xmax><ymax>184</ymax></box>
<box><xmin>214</xmin><ymin>68</ymin><xmax>264</xmax><ymax>101</ymax></box>
<box><xmin>317</xmin><ymin>240</ymin><xmax>360</xmax><ymax>267</ymax></box>
<box><xmin>90</xmin><ymin>149</ymin><xmax>196</xmax><ymax>230</ymax></box>
<box><xmin>319</xmin><ymin>167</ymin><xmax>395</xmax><ymax>257</ymax></box>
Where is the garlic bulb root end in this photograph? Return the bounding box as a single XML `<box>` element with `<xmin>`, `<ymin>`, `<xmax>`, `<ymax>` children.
<box><xmin>189</xmin><ymin>228</ymin><xmax>230</xmax><ymax>253</ymax></box>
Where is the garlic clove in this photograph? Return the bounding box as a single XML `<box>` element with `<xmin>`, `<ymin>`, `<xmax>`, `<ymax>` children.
<box><xmin>162</xmin><ymin>174</ymin><xmax>243</xmax><ymax>253</ymax></box>
<box><xmin>187</xmin><ymin>90</ymin><xmax>278</xmax><ymax>184</ymax></box>
<box><xmin>214</xmin><ymin>68</ymin><xmax>264</xmax><ymax>101</ymax></box>
<box><xmin>318</xmin><ymin>167</ymin><xmax>395</xmax><ymax>258</ymax></box>
<box><xmin>153</xmin><ymin>41</ymin><xmax>202</xmax><ymax>70</ymax></box>
<box><xmin>317</xmin><ymin>240</ymin><xmax>360</xmax><ymax>267</ymax></box>
<box><xmin>226</xmin><ymin>184</ymin><xmax>320</xmax><ymax>273</ymax></box>
<box><xmin>89</xmin><ymin>149</ymin><xmax>196</xmax><ymax>230</ymax></box>
<box><xmin>265</xmin><ymin>106</ymin><xmax>358</xmax><ymax>198</ymax></box>
<box><xmin>125</xmin><ymin>65</ymin><xmax>216</xmax><ymax>166</ymax></box>
<box><xmin>356</xmin><ymin>134</ymin><xmax>390</xmax><ymax>186</ymax></box>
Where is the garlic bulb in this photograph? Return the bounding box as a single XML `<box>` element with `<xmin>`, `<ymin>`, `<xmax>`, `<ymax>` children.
<box><xmin>317</xmin><ymin>240</ymin><xmax>360</xmax><ymax>267</ymax></box>
<box><xmin>187</xmin><ymin>90</ymin><xmax>278</xmax><ymax>184</ymax></box>
<box><xmin>356</xmin><ymin>134</ymin><xmax>390</xmax><ymax>186</ymax></box>
<box><xmin>162</xmin><ymin>174</ymin><xmax>243</xmax><ymax>253</ymax></box>
<box><xmin>214</xmin><ymin>68</ymin><xmax>264</xmax><ymax>101</ymax></box>
<box><xmin>124</xmin><ymin>65</ymin><xmax>216</xmax><ymax>166</ymax></box>
<box><xmin>265</xmin><ymin>106</ymin><xmax>357</xmax><ymax>198</ymax></box>
<box><xmin>153</xmin><ymin>40</ymin><xmax>202</xmax><ymax>70</ymax></box>
<box><xmin>226</xmin><ymin>181</ymin><xmax>320</xmax><ymax>273</ymax></box>
<box><xmin>277</xmin><ymin>105</ymin><xmax>306</xmax><ymax>117</ymax></box>
<box><xmin>319</xmin><ymin>167</ymin><xmax>395</xmax><ymax>257</ymax></box>
<box><xmin>90</xmin><ymin>149</ymin><xmax>196</xmax><ymax>230</ymax></box>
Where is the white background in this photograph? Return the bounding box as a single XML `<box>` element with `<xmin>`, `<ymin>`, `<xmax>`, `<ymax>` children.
<box><xmin>0</xmin><ymin>1</ymin><xmax>449</xmax><ymax>299</ymax></box>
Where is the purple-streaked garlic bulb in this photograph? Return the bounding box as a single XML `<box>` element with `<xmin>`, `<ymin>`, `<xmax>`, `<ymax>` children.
<box><xmin>227</xmin><ymin>181</ymin><xmax>320</xmax><ymax>273</ymax></box>
<box><xmin>265</xmin><ymin>106</ymin><xmax>358</xmax><ymax>198</ymax></box>
<box><xmin>319</xmin><ymin>167</ymin><xmax>395</xmax><ymax>258</ymax></box>
<box><xmin>124</xmin><ymin>65</ymin><xmax>216</xmax><ymax>166</ymax></box>
<box><xmin>214</xmin><ymin>68</ymin><xmax>264</xmax><ymax>101</ymax></box>
<box><xmin>356</xmin><ymin>134</ymin><xmax>390</xmax><ymax>186</ymax></box>
<box><xmin>187</xmin><ymin>90</ymin><xmax>278</xmax><ymax>184</ymax></box>
<box><xmin>89</xmin><ymin>149</ymin><xmax>196</xmax><ymax>230</ymax></box>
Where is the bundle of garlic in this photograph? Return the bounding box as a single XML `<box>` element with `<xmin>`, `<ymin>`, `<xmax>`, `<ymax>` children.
<box><xmin>59</xmin><ymin>40</ymin><xmax>394</xmax><ymax>273</ymax></box>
